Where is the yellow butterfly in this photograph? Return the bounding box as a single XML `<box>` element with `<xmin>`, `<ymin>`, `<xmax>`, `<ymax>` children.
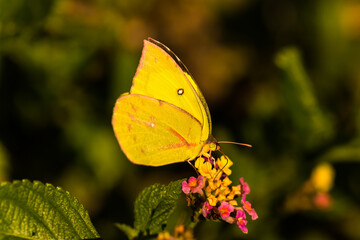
<box><xmin>112</xmin><ymin>38</ymin><xmax>218</xmax><ymax>166</ymax></box>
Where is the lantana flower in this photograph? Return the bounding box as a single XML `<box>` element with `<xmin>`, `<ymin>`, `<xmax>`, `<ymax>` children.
<box><xmin>240</xmin><ymin>177</ymin><xmax>250</xmax><ymax>202</ymax></box>
<box><xmin>285</xmin><ymin>162</ymin><xmax>335</xmax><ymax>211</ymax></box>
<box><xmin>182</xmin><ymin>146</ymin><xmax>258</xmax><ymax>234</ymax></box>
<box><xmin>242</xmin><ymin>200</ymin><xmax>258</xmax><ymax>220</ymax></box>
<box><xmin>182</xmin><ymin>176</ymin><xmax>204</xmax><ymax>195</ymax></box>
<box><xmin>236</xmin><ymin>209</ymin><xmax>248</xmax><ymax>234</ymax></box>
<box><xmin>202</xmin><ymin>201</ymin><xmax>213</xmax><ymax>218</ymax></box>
<box><xmin>195</xmin><ymin>158</ymin><xmax>217</xmax><ymax>179</ymax></box>
<box><xmin>216</xmin><ymin>155</ymin><xmax>233</xmax><ymax>176</ymax></box>
<box><xmin>207</xmin><ymin>195</ymin><xmax>218</xmax><ymax>207</ymax></box>
<box><xmin>218</xmin><ymin>201</ymin><xmax>234</xmax><ymax>220</ymax></box>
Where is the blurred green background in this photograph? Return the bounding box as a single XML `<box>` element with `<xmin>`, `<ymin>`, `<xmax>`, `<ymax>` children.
<box><xmin>1</xmin><ymin>0</ymin><xmax>360</xmax><ymax>239</ymax></box>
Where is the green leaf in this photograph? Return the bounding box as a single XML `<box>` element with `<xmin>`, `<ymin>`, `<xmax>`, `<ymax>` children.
<box><xmin>0</xmin><ymin>142</ymin><xmax>10</xmax><ymax>182</ymax></box>
<box><xmin>114</xmin><ymin>223</ymin><xmax>139</xmax><ymax>240</ymax></box>
<box><xmin>318</xmin><ymin>139</ymin><xmax>360</xmax><ymax>163</ymax></box>
<box><xmin>134</xmin><ymin>179</ymin><xmax>184</xmax><ymax>235</ymax></box>
<box><xmin>0</xmin><ymin>0</ymin><xmax>54</xmax><ymax>28</ymax></box>
<box><xmin>275</xmin><ymin>47</ymin><xmax>334</xmax><ymax>149</ymax></box>
<box><xmin>0</xmin><ymin>179</ymin><xmax>100</xmax><ymax>240</ymax></box>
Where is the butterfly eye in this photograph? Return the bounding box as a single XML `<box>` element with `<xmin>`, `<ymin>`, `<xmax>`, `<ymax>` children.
<box><xmin>177</xmin><ymin>88</ymin><xmax>184</xmax><ymax>95</ymax></box>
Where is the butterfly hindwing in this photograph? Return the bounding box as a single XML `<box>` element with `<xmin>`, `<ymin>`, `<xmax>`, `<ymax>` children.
<box><xmin>112</xmin><ymin>94</ymin><xmax>204</xmax><ymax>166</ymax></box>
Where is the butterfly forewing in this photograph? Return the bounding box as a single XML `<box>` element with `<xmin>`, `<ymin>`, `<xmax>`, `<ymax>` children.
<box><xmin>130</xmin><ymin>39</ymin><xmax>211</xmax><ymax>143</ymax></box>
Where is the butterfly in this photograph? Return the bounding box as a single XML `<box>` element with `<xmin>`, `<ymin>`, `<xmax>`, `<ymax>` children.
<box><xmin>112</xmin><ymin>38</ymin><xmax>226</xmax><ymax>166</ymax></box>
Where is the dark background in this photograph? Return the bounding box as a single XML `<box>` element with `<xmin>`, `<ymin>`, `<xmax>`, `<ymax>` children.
<box><xmin>1</xmin><ymin>0</ymin><xmax>360</xmax><ymax>239</ymax></box>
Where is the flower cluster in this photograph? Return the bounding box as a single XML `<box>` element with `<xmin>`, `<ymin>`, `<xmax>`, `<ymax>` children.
<box><xmin>182</xmin><ymin>146</ymin><xmax>258</xmax><ymax>234</ymax></box>
<box><xmin>285</xmin><ymin>162</ymin><xmax>334</xmax><ymax>211</ymax></box>
<box><xmin>157</xmin><ymin>225</ymin><xmax>195</xmax><ymax>240</ymax></box>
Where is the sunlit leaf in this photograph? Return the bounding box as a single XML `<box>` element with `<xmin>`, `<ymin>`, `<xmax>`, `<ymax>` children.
<box><xmin>0</xmin><ymin>179</ymin><xmax>100</xmax><ymax>240</ymax></box>
<box><xmin>114</xmin><ymin>223</ymin><xmax>139</xmax><ymax>240</ymax></box>
<box><xmin>134</xmin><ymin>179</ymin><xmax>184</xmax><ymax>235</ymax></box>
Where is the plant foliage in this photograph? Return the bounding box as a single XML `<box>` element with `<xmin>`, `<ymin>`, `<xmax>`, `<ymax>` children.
<box><xmin>0</xmin><ymin>180</ymin><xmax>100</xmax><ymax>240</ymax></box>
<box><xmin>116</xmin><ymin>179</ymin><xmax>184</xmax><ymax>239</ymax></box>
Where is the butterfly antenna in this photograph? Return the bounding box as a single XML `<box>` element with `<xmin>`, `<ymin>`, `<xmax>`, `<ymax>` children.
<box><xmin>213</xmin><ymin>147</ymin><xmax>229</xmax><ymax>179</ymax></box>
<box><xmin>218</xmin><ymin>141</ymin><xmax>252</xmax><ymax>148</ymax></box>
<box><xmin>213</xmin><ymin>141</ymin><xmax>252</xmax><ymax>178</ymax></box>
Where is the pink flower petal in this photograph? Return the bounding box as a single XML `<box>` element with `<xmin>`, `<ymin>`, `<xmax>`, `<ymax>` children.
<box><xmin>182</xmin><ymin>180</ymin><xmax>190</xmax><ymax>194</ymax></box>
<box><xmin>240</xmin><ymin>177</ymin><xmax>250</xmax><ymax>202</ymax></box>
<box><xmin>236</xmin><ymin>209</ymin><xmax>248</xmax><ymax>234</ymax></box>
<box><xmin>218</xmin><ymin>201</ymin><xmax>234</xmax><ymax>220</ymax></box>
<box><xmin>202</xmin><ymin>201</ymin><xmax>213</xmax><ymax>218</ymax></box>
<box><xmin>243</xmin><ymin>201</ymin><xmax>258</xmax><ymax>220</ymax></box>
<box><xmin>182</xmin><ymin>176</ymin><xmax>205</xmax><ymax>195</ymax></box>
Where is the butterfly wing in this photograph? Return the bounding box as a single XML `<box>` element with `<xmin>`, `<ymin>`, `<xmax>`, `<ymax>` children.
<box><xmin>130</xmin><ymin>38</ymin><xmax>212</xmax><ymax>143</ymax></box>
<box><xmin>112</xmin><ymin>94</ymin><xmax>204</xmax><ymax>166</ymax></box>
